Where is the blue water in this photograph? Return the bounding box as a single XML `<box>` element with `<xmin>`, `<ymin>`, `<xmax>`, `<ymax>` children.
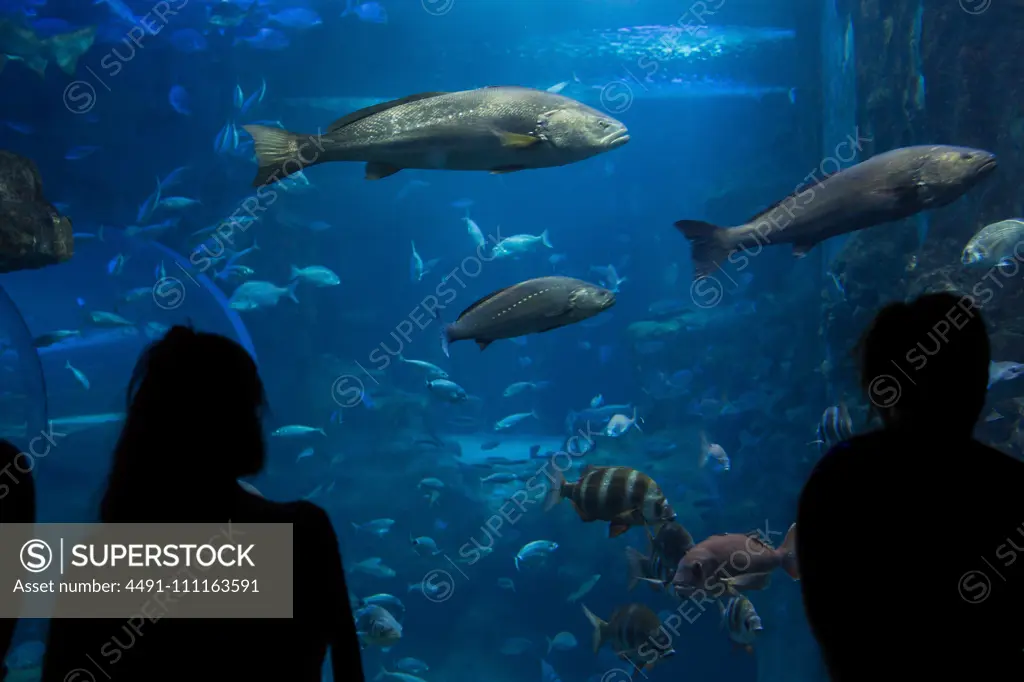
<box><xmin>1</xmin><ymin>1</ymin><xmax>860</xmax><ymax>680</ymax></box>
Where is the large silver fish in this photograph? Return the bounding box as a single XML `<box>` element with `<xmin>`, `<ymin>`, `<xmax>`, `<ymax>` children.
<box><xmin>441</xmin><ymin>276</ymin><xmax>614</xmax><ymax>356</ymax></box>
<box><xmin>675</xmin><ymin>145</ymin><xmax>997</xmax><ymax>279</ymax></box>
<box><xmin>244</xmin><ymin>86</ymin><xmax>629</xmax><ymax>186</ymax></box>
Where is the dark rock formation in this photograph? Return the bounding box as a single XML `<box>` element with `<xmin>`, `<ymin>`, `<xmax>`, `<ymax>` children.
<box><xmin>0</xmin><ymin>150</ymin><xmax>73</xmax><ymax>273</ymax></box>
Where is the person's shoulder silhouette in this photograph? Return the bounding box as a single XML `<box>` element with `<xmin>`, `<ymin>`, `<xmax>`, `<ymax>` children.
<box><xmin>40</xmin><ymin>326</ymin><xmax>363</xmax><ymax>682</ymax></box>
<box><xmin>797</xmin><ymin>293</ymin><xmax>1024</xmax><ymax>680</ymax></box>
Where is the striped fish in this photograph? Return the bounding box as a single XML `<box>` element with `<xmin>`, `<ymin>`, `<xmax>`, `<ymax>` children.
<box><xmin>543</xmin><ymin>465</ymin><xmax>676</xmax><ymax>538</ymax></box>
<box><xmin>812</xmin><ymin>403</ymin><xmax>853</xmax><ymax>454</ymax></box>
<box><xmin>720</xmin><ymin>595</ymin><xmax>763</xmax><ymax>652</ymax></box>
<box><xmin>581</xmin><ymin>603</ymin><xmax>675</xmax><ymax>677</ymax></box>
<box><xmin>625</xmin><ymin>522</ymin><xmax>694</xmax><ymax>590</ymax></box>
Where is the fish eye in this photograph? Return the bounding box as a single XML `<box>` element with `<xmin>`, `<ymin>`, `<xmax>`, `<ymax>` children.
<box><xmin>599</xmin><ymin>120</ymin><xmax>608</xmax><ymax>128</ymax></box>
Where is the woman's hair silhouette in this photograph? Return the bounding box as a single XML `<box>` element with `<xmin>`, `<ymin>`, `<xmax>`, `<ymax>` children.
<box><xmin>100</xmin><ymin>325</ymin><xmax>266</xmax><ymax>522</ymax></box>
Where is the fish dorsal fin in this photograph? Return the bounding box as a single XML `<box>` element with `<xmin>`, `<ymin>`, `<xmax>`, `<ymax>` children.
<box><xmin>457</xmin><ymin>285</ymin><xmax>516</xmax><ymax>320</ymax></box>
<box><xmin>328</xmin><ymin>92</ymin><xmax>449</xmax><ymax>132</ymax></box>
<box><xmin>745</xmin><ymin>173</ymin><xmax>834</xmax><ymax>223</ymax></box>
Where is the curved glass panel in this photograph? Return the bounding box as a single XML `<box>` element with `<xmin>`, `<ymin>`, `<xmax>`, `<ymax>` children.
<box><xmin>0</xmin><ymin>228</ymin><xmax>256</xmax><ymax>522</ymax></box>
<box><xmin>0</xmin><ymin>282</ymin><xmax>48</xmax><ymax>449</ymax></box>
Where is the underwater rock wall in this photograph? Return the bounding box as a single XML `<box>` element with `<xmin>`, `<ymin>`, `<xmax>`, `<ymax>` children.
<box><xmin>821</xmin><ymin>0</ymin><xmax>1024</xmax><ymax>446</ymax></box>
<box><xmin>0</xmin><ymin>150</ymin><xmax>73</xmax><ymax>274</ymax></box>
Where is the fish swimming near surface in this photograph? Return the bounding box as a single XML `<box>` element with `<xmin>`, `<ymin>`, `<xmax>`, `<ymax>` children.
<box><xmin>672</xmin><ymin>525</ymin><xmax>799</xmax><ymax>597</ymax></box>
<box><xmin>543</xmin><ymin>465</ymin><xmax>676</xmax><ymax>538</ymax></box>
<box><xmin>0</xmin><ymin>20</ymin><xmax>96</xmax><ymax>77</ymax></box>
<box><xmin>581</xmin><ymin>603</ymin><xmax>675</xmax><ymax>676</ymax></box>
<box><xmin>440</xmin><ymin>276</ymin><xmax>615</xmax><ymax>356</ymax></box>
<box><xmin>675</xmin><ymin>145</ymin><xmax>997</xmax><ymax>278</ymax></box>
<box><xmin>962</xmin><ymin>218</ymin><xmax>1024</xmax><ymax>269</ymax></box>
<box><xmin>244</xmin><ymin>86</ymin><xmax>629</xmax><ymax>186</ymax></box>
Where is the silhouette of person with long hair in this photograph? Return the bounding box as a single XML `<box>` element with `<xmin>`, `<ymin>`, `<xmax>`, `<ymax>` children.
<box><xmin>797</xmin><ymin>293</ymin><xmax>1024</xmax><ymax>680</ymax></box>
<box><xmin>41</xmin><ymin>326</ymin><xmax>364</xmax><ymax>682</ymax></box>
<box><xmin>0</xmin><ymin>440</ymin><xmax>36</xmax><ymax>681</ymax></box>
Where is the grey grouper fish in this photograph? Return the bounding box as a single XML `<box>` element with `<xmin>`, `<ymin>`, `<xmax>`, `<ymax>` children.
<box><xmin>675</xmin><ymin>145</ymin><xmax>997</xmax><ymax>279</ymax></box>
<box><xmin>441</xmin><ymin>276</ymin><xmax>615</xmax><ymax>356</ymax></box>
<box><xmin>244</xmin><ymin>86</ymin><xmax>629</xmax><ymax>186</ymax></box>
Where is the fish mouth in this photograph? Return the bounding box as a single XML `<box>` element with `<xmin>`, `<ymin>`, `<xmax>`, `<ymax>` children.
<box><xmin>603</xmin><ymin>128</ymin><xmax>630</xmax><ymax>148</ymax></box>
<box><xmin>977</xmin><ymin>157</ymin><xmax>998</xmax><ymax>175</ymax></box>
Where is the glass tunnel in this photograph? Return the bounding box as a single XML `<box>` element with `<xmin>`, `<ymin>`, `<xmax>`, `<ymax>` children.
<box><xmin>0</xmin><ymin>227</ymin><xmax>257</xmax><ymax>522</ymax></box>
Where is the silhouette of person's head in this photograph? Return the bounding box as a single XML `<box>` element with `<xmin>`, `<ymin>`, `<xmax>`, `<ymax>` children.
<box><xmin>100</xmin><ymin>326</ymin><xmax>266</xmax><ymax>522</ymax></box>
<box><xmin>855</xmin><ymin>292</ymin><xmax>990</xmax><ymax>436</ymax></box>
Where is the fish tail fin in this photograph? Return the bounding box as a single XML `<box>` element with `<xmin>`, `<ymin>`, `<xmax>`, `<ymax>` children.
<box><xmin>252</xmin><ymin>238</ymin><xmax>260</xmax><ymax>251</ymax></box>
<box><xmin>45</xmin><ymin>26</ymin><xmax>96</xmax><ymax>76</ymax></box>
<box><xmin>624</xmin><ymin>546</ymin><xmax>648</xmax><ymax>591</ymax></box>
<box><xmin>542</xmin><ymin>469</ymin><xmax>565</xmax><ymax>512</ymax></box>
<box><xmin>64</xmin><ymin>360</ymin><xmax>71</xmax><ymax>369</ymax></box>
<box><xmin>541</xmin><ymin>229</ymin><xmax>553</xmax><ymax>249</ymax></box>
<box><xmin>531</xmin><ymin>409</ymin><xmax>539</xmax><ymax>420</ymax></box>
<box><xmin>440</xmin><ymin>325</ymin><xmax>452</xmax><ymax>358</ymax></box>
<box><xmin>778</xmin><ymin>523</ymin><xmax>799</xmax><ymax>580</ymax></box>
<box><xmin>375</xmin><ymin>666</ymin><xmax>387</xmax><ymax>682</ymax></box>
<box><xmin>581</xmin><ymin>604</ymin><xmax>606</xmax><ymax>653</ymax></box>
<box><xmin>341</xmin><ymin>0</ymin><xmax>354</xmax><ymax>16</ymax></box>
<box><xmin>351</xmin><ymin>522</ymin><xmax>359</xmax><ymax>530</ymax></box>
<box><xmin>546</xmin><ymin>637</ymin><xmax>553</xmax><ymax>655</ymax></box>
<box><xmin>286</xmin><ymin>280</ymin><xmax>300</xmax><ymax>304</ymax></box>
<box><xmin>674</xmin><ymin>220</ymin><xmax>733</xmax><ymax>279</ymax></box>
<box><xmin>244</xmin><ymin>124</ymin><xmax>322</xmax><ymax>187</ymax></box>
<box><xmin>289</xmin><ymin>265</ymin><xmax>300</xmax><ymax>280</ymax></box>
<box><xmin>697</xmin><ymin>430</ymin><xmax>709</xmax><ymax>468</ymax></box>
